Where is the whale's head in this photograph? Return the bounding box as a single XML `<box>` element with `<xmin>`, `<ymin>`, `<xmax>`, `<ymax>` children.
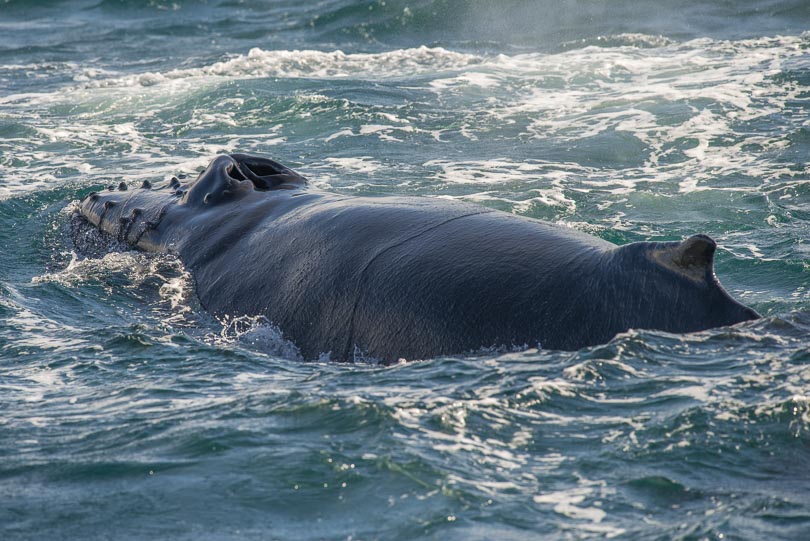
<box><xmin>78</xmin><ymin>154</ymin><xmax>307</xmax><ymax>250</ymax></box>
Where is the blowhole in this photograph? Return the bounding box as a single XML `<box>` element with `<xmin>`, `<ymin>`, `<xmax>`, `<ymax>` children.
<box><xmin>227</xmin><ymin>163</ymin><xmax>247</xmax><ymax>181</ymax></box>
<box><xmin>242</xmin><ymin>160</ymin><xmax>285</xmax><ymax>178</ymax></box>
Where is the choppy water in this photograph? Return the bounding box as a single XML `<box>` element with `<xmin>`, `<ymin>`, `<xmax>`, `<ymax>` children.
<box><xmin>1</xmin><ymin>1</ymin><xmax>810</xmax><ymax>539</ymax></box>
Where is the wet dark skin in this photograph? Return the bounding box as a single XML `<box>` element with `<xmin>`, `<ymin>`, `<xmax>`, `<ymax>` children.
<box><xmin>79</xmin><ymin>154</ymin><xmax>760</xmax><ymax>362</ymax></box>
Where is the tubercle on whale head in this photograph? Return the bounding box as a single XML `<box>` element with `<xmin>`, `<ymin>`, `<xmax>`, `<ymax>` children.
<box><xmin>78</xmin><ymin>182</ymin><xmax>171</xmax><ymax>248</ymax></box>
<box><xmin>77</xmin><ymin>170</ymin><xmax>193</xmax><ymax>247</ymax></box>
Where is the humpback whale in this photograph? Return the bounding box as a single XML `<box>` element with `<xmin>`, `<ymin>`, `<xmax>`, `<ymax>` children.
<box><xmin>77</xmin><ymin>154</ymin><xmax>759</xmax><ymax>362</ymax></box>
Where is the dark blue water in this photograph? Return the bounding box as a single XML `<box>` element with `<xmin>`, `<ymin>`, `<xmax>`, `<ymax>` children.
<box><xmin>1</xmin><ymin>1</ymin><xmax>809</xmax><ymax>539</ymax></box>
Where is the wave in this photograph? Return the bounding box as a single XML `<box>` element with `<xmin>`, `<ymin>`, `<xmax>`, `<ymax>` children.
<box><xmin>83</xmin><ymin>46</ymin><xmax>481</xmax><ymax>88</ymax></box>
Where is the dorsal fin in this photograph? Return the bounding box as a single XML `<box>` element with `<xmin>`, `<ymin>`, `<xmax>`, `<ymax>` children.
<box><xmin>645</xmin><ymin>234</ymin><xmax>717</xmax><ymax>283</ymax></box>
<box><xmin>672</xmin><ymin>234</ymin><xmax>716</xmax><ymax>269</ymax></box>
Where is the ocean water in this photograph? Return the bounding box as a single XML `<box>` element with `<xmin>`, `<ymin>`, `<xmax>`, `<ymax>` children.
<box><xmin>1</xmin><ymin>1</ymin><xmax>810</xmax><ymax>539</ymax></box>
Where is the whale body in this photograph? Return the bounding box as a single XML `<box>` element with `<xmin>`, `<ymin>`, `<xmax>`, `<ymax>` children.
<box><xmin>77</xmin><ymin>153</ymin><xmax>759</xmax><ymax>362</ymax></box>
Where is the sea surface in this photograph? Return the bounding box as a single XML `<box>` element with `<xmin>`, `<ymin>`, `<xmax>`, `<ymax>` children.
<box><xmin>1</xmin><ymin>1</ymin><xmax>810</xmax><ymax>539</ymax></box>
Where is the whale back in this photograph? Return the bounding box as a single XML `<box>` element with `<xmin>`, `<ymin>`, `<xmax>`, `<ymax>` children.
<box><xmin>76</xmin><ymin>154</ymin><xmax>760</xmax><ymax>362</ymax></box>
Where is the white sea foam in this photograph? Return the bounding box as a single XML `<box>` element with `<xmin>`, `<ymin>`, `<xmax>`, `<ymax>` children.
<box><xmin>469</xmin><ymin>35</ymin><xmax>810</xmax><ymax>193</ymax></box>
<box><xmin>430</xmin><ymin>72</ymin><xmax>501</xmax><ymax>90</ymax></box>
<box><xmin>0</xmin><ymin>46</ymin><xmax>479</xmax><ymax>101</ymax></box>
<box><xmin>533</xmin><ymin>481</ymin><xmax>624</xmax><ymax>536</ymax></box>
<box><xmin>323</xmin><ymin>156</ymin><xmax>384</xmax><ymax>175</ymax></box>
<box><xmin>424</xmin><ymin>158</ymin><xmax>581</xmax><ymax>213</ymax></box>
<box><xmin>210</xmin><ymin>314</ymin><xmax>303</xmax><ymax>361</ymax></box>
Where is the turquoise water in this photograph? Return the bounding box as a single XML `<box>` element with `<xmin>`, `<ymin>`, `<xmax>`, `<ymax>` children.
<box><xmin>1</xmin><ymin>1</ymin><xmax>810</xmax><ymax>539</ymax></box>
